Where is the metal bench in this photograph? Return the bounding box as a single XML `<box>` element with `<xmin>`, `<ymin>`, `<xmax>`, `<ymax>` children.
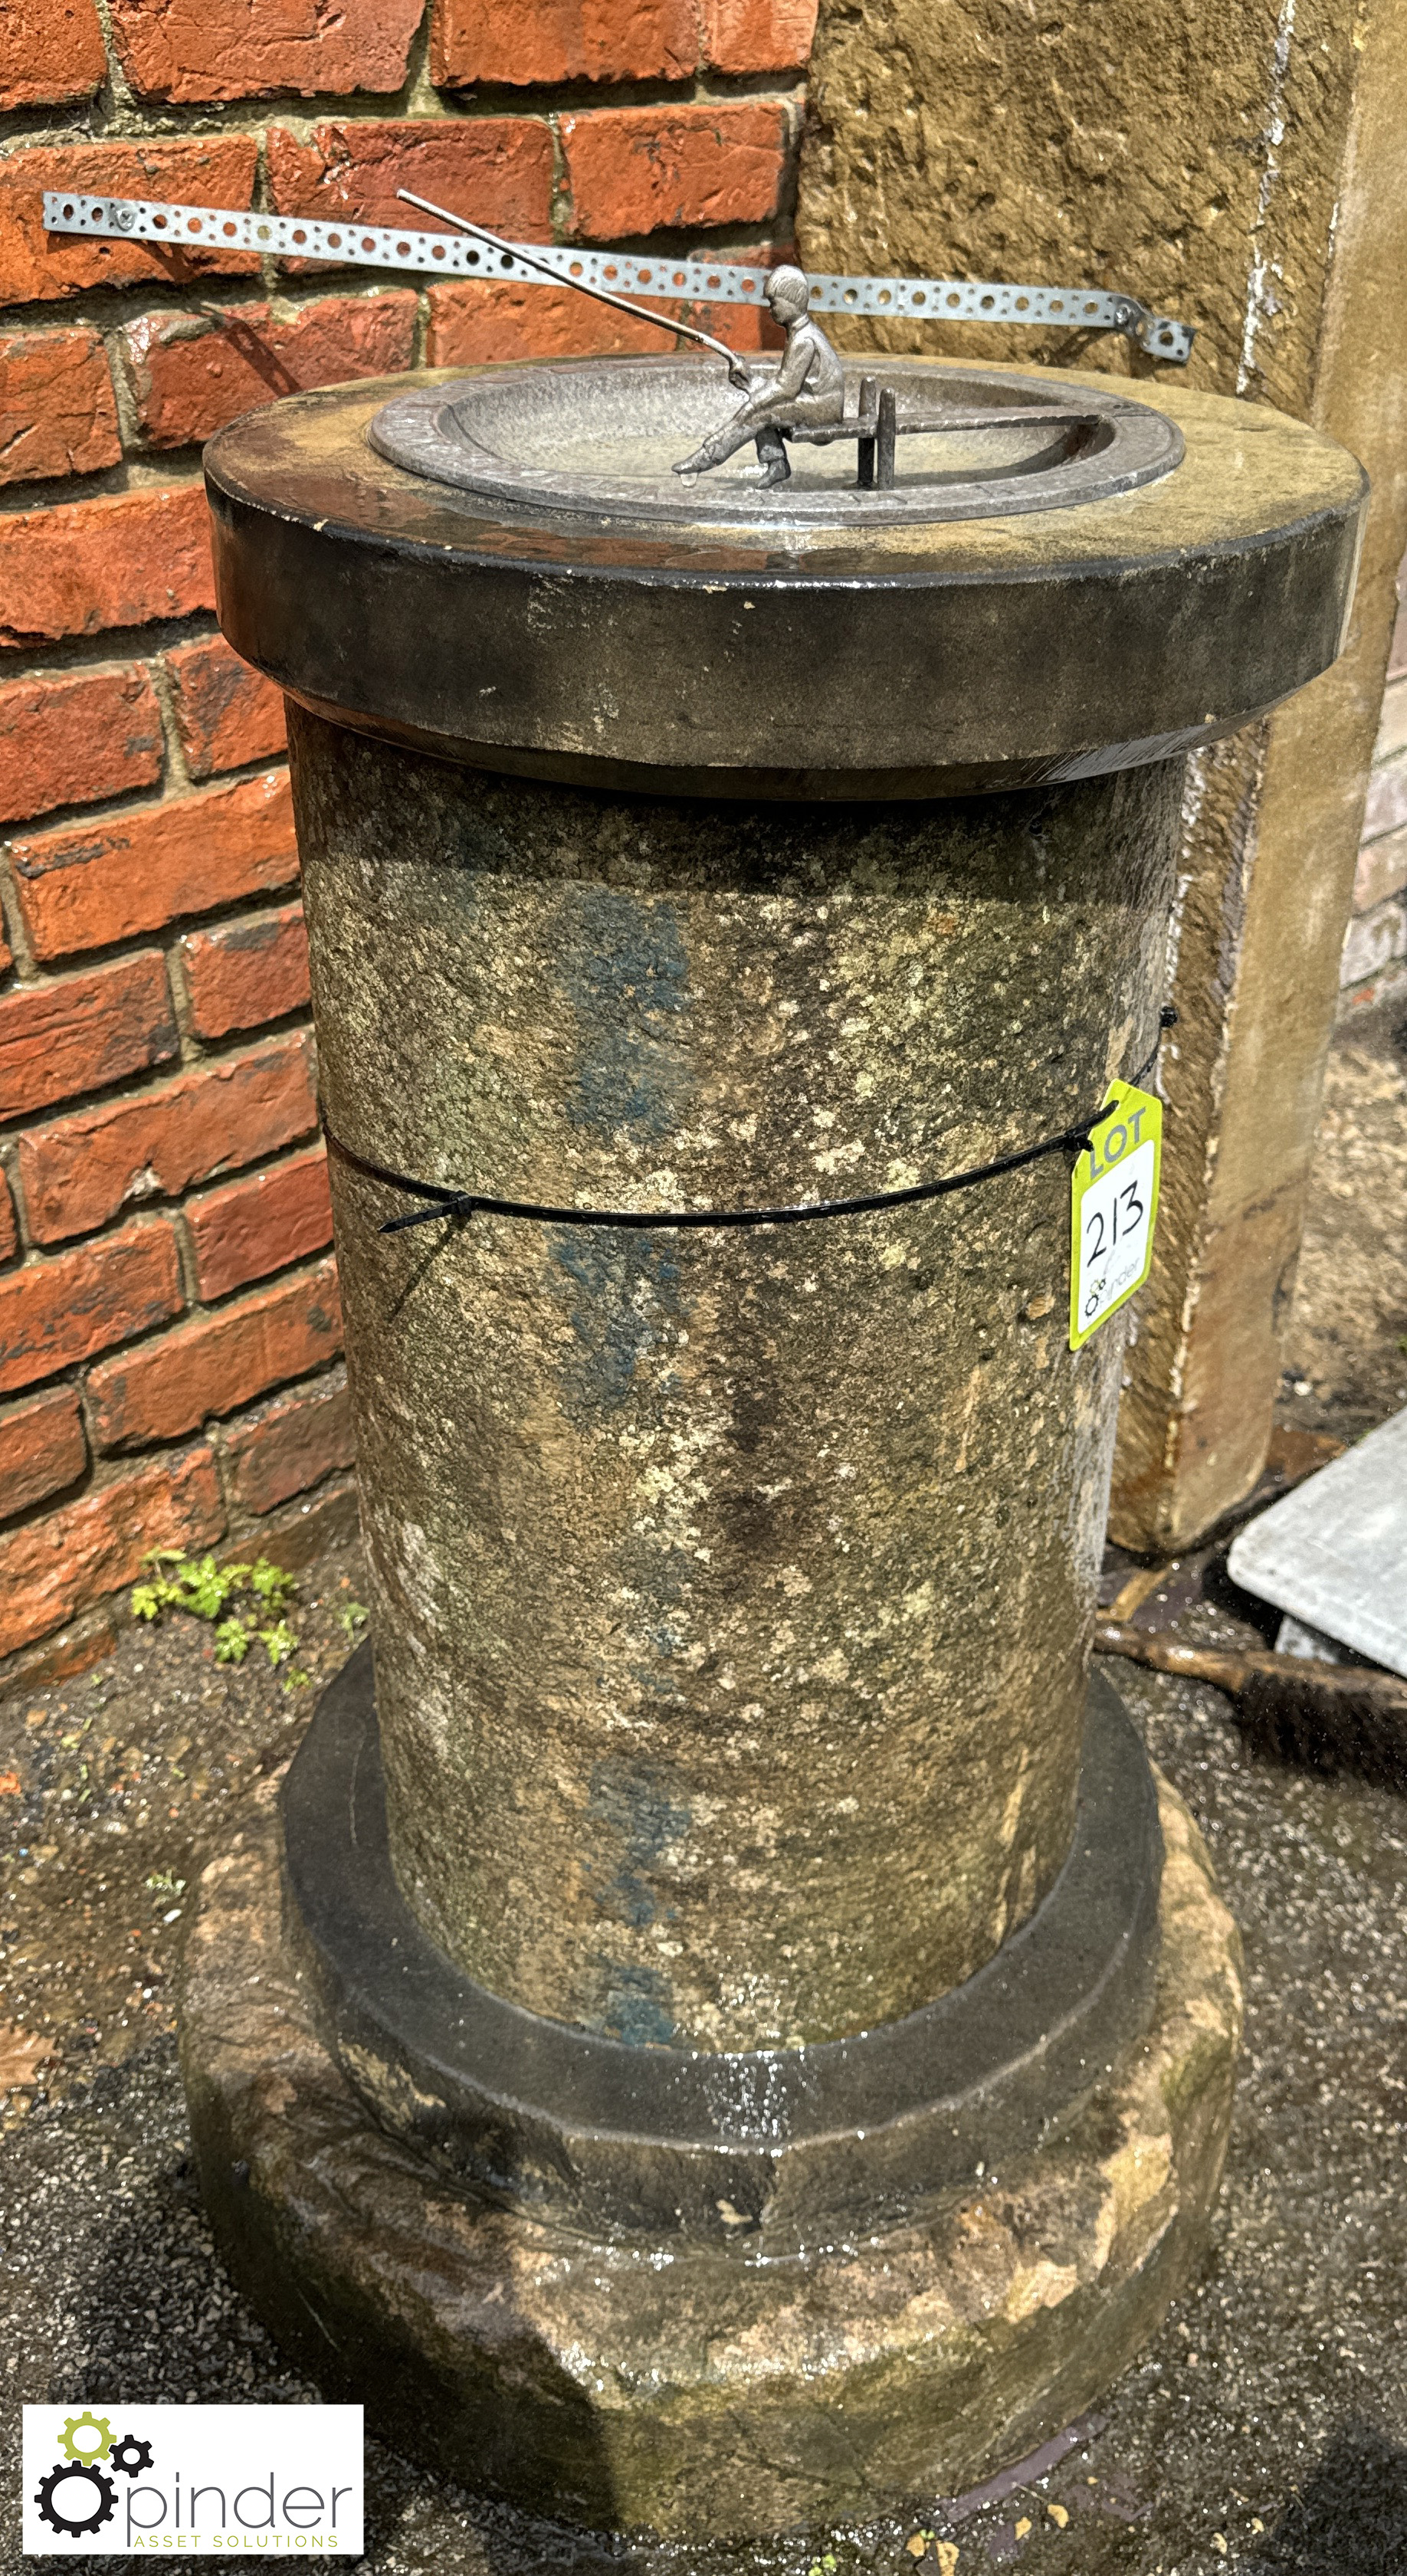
<box><xmin>782</xmin><ymin>376</ymin><xmax>1101</xmax><ymax>488</ymax></box>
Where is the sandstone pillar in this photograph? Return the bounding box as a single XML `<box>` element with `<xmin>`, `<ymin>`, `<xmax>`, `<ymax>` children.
<box><xmin>179</xmin><ymin>355</ymin><xmax>1357</xmax><ymax>2532</ymax></box>
<box><xmin>798</xmin><ymin>0</ymin><xmax>1407</xmax><ymax>1549</ymax></box>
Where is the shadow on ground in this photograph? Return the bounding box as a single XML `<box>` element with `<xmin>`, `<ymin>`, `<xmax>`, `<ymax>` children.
<box><xmin>1245</xmin><ymin>2424</ymin><xmax>1407</xmax><ymax>2571</ymax></box>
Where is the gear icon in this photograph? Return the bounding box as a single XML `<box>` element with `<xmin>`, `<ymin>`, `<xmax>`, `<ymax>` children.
<box><xmin>110</xmin><ymin>2433</ymin><xmax>154</xmax><ymax>2479</ymax></box>
<box><xmin>34</xmin><ymin>2461</ymin><xmax>117</xmax><ymax>2538</ymax></box>
<box><xmin>57</xmin><ymin>2412</ymin><xmax>113</xmax><ymax>2466</ymax></box>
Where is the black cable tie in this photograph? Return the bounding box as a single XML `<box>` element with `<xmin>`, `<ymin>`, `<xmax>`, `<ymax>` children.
<box><xmin>320</xmin><ymin>1024</ymin><xmax>1171</xmax><ymax>1239</ymax></box>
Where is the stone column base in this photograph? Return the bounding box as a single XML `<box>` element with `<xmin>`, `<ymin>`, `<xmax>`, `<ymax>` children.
<box><xmin>181</xmin><ymin>1760</ymin><xmax>1241</xmax><ymax>2541</ymax></box>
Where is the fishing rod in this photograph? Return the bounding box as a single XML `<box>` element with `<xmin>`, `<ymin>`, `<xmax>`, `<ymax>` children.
<box><xmin>396</xmin><ymin>188</ymin><xmax>754</xmax><ymax>386</ymax></box>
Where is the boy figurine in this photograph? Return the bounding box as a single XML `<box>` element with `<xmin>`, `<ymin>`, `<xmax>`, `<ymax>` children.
<box><xmin>673</xmin><ymin>265</ymin><xmax>846</xmax><ymax>487</ymax></box>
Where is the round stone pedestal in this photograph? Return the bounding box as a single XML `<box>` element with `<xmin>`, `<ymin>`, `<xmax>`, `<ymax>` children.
<box><xmin>192</xmin><ymin>354</ymin><xmax>1359</xmax><ymax>2533</ymax></box>
<box><xmin>290</xmin><ymin>717</ymin><xmax>1179</xmax><ymax>2056</ymax></box>
<box><xmin>182</xmin><ymin>1720</ymin><xmax>1240</xmax><ymax>2538</ymax></box>
<box><xmin>282</xmin><ymin>1653</ymin><xmax>1166</xmax><ymax>2243</ymax></box>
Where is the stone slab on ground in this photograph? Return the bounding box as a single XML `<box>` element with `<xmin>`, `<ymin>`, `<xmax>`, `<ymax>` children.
<box><xmin>1228</xmin><ymin>1404</ymin><xmax>1407</xmax><ymax>1679</ymax></box>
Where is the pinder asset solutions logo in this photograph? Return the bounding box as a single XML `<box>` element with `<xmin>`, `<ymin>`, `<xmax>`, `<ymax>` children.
<box><xmin>21</xmin><ymin>2406</ymin><xmax>363</xmax><ymax>2555</ymax></box>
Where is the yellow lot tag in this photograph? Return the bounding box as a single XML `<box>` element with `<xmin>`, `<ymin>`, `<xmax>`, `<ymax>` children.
<box><xmin>1069</xmin><ymin>1079</ymin><xmax>1163</xmax><ymax>1350</ymax></box>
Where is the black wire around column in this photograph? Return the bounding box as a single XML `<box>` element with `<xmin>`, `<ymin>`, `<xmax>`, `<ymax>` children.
<box><xmin>320</xmin><ymin>1010</ymin><xmax>1178</xmax><ymax>1237</ymax></box>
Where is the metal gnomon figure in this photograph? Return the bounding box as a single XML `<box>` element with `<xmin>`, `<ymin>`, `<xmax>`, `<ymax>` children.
<box><xmin>671</xmin><ymin>267</ymin><xmax>845</xmax><ymax>487</ymax></box>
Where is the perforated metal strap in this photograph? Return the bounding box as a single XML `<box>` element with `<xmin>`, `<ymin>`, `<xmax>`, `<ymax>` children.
<box><xmin>41</xmin><ymin>192</ymin><xmax>1194</xmax><ymax>365</ymax></box>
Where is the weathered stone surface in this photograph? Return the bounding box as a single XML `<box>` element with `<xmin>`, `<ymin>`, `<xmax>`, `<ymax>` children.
<box><xmin>282</xmin><ymin>1655</ymin><xmax>1165</xmax><ymax>2247</ymax></box>
<box><xmin>798</xmin><ymin>0</ymin><xmax>1353</xmax><ymax>404</ymax></box>
<box><xmin>795</xmin><ymin>0</ymin><xmax>1407</xmax><ymax>1548</ymax></box>
<box><xmin>290</xmin><ymin>708</ymin><xmax>1178</xmax><ymax>2050</ymax></box>
<box><xmin>205</xmin><ymin>369</ymin><xmax>1364</xmax><ymax>797</ymax></box>
<box><xmin>182</xmin><ymin>1764</ymin><xmax>1241</xmax><ymax>2538</ymax></box>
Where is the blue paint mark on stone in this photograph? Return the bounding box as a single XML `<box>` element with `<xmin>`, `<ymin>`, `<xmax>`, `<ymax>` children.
<box><xmin>448</xmin><ymin>808</ymin><xmax>513</xmax><ymax>876</ymax></box>
<box><xmin>595</xmin><ymin>1962</ymin><xmax>677</xmax><ymax>2049</ymax></box>
<box><xmin>561</xmin><ymin>888</ymin><xmax>690</xmax><ymax>1142</ymax></box>
<box><xmin>549</xmin><ymin>1227</ymin><xmax>681</xmax><ymax>1416</ymax></box>
<box><xmin>588</xmin><ymin>1759</ymin><xmax>691</xmax><ymax>1930</ymax></box>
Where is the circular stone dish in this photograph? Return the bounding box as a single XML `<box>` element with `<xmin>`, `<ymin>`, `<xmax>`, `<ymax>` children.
<box><xmin>368</xmin><ymin>356</ymin><xmax>1184</xmax><ymax>531</ymax></box>
<box><xmin>204</xmin><ymin>357</ymin><xmax>1367</xmax><ymax>795</ymax></box>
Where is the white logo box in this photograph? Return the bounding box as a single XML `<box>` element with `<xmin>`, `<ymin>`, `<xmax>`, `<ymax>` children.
<box><xmin>23</xmin><ymin>2407</ymin><xmax>363</xmax><ymax>2555</ymax></box>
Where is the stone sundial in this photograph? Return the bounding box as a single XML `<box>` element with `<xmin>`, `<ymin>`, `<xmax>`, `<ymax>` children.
<box><xmin>203</xmin><ymin>337</ymin><xmax>1356</xmax><ymax>795</ymax></box>
<box><xmin>368</xmin><ymin>349</ymin><xmax>1184</xmax><ymax>531</ymax></box>
<box><xmin>369</xmin><ymin>219</ymin><xmax>1183</xmax><ymax>529</ymax></box>
<box><xmin>168</xmin><ymin>179</ymin><xmax>1369</xmax><ymax>2543</ymax></box>
<box><xmin>41</xmin><ymin>169</ymin><xmax>1369</xmax><ymax>2542</ymax></box>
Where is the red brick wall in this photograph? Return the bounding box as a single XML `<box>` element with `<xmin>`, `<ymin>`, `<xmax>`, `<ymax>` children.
<box><xmin>0</xmin><ymin>0</ymin><xmax>814</xmax><ymax>1669</ymax></box>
